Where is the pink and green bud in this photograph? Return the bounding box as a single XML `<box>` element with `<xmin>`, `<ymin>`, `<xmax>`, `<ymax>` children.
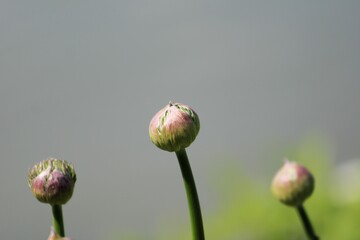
<box><xmin>149</xmin><ymin>102</ymin><xmax>200</xmax><ymax>152</ymax></box>
<box><xmin>28</xmin><ymin>158</ymin><xmax>76</xmax><ymax>205</ymax></box>
<box><xmin>271</xmin><ymin>160</ymin><xmax>315</xmax><ymax>207</ymax></box>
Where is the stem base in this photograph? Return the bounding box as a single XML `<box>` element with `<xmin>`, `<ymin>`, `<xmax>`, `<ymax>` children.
<box><xmin>296</xmin><ymin>205</ymin><xmax>319</xmax><ymax>240</ymax></box>
<box><xmin>176</xmin><ymin>149</ymin><xmax>205</xmax><ymax>240</ymax></box>
<box><xmin>52</xmin><ymin>204</ymin><xmax>65</xmax><ymax>237</ymax></box>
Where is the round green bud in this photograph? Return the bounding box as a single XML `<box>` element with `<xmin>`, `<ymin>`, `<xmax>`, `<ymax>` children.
<box><xmin>271</xmin><ymin>160</ymin><xmax>315</xmax><ymax>207</ymax></box>
<box><xmin>28</xmin><ymin>158</ymin><xmax>77</xmax><ymax>205</ymax></box>
<box><xmin>149</xmin><ymin>102</ymin><xmax>200</xmax><ymax>152</ymax></box>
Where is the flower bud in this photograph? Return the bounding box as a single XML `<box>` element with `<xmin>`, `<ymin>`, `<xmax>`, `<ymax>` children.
<box><xmin>149</xmin><ymin>102</ymin><xmax>200</xmax><ymax>152</ymax></box>
<box><xmin>28</xmin><ymin>158</ymin><xmax>76</xmax><ymax>205</ymax></box>
<box><xmin>48</xmin><ymin>227</ymin><xmax>72</xmax><ymax>240</ymax></box>
<box><xmin>271</xmin><ymin>160</ymin><xmax>314</xmax><ymax>207</ymax></box>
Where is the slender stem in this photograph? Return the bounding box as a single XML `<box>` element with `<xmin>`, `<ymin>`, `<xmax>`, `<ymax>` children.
<box><xmin>175</xmin><ymin>148</ymin><xmax>205</xmax><ymax>240</ymax></box>
<box><xmin>296</xmin><ymin>205</ymin><xmax>319</xmax><ymax>240</ymax></box>
<box><xmin>52</xmin><ymin>204</ymin><xmax>65</xmax><ymax>237</ymax></box>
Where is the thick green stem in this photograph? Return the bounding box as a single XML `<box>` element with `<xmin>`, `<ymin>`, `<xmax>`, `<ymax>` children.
<box><xmin>52</xmin><ymin>204</ymin><xmax>65</xmax><ymax>237</ymax></box>
<box><xmin>296</xmin><ymin>205</ymin><xmax>319</xmax><ymax>240</ymax></box>
<box><xmin>176</xmin><ymin>148</ymin><xmax>205</xmax><ymax>240</ymax></box>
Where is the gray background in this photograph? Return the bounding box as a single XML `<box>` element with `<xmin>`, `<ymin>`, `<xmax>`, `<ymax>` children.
<box><xmin>1</xmin><ymin>1</ymin><xmax>359</xmax><ymax>239</ymax></box>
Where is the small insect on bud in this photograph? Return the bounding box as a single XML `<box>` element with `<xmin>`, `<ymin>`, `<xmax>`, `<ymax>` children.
<box><xmin>28</xmin><ymin>158</ymin><xmax>77</xmax><ymax>205</ymax></box>
<box><xmin>271</xmin><ymin>160</ymin><xmax>315</xmax><ymax>207</ymax></box>
<box><xmin>149</xmin><ymin>102</ymin><xmax>200</xmax><ymax>152</ymax></box>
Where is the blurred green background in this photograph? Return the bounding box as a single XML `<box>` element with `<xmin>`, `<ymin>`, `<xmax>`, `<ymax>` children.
<box><xmin>1</xmin><ymin>1</ymin><xmax>360</xmax><ymax>239</ymax></box>
<box><xmin>116</xmin><ymin>137</ymin><xmax>360</xmax><ymax>240</ymax></box>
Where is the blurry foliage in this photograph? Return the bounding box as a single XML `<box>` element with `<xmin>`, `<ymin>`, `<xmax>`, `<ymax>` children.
<box><xmin>115</xmin><ymin>137</ymin><xmax>360</xmax><ymax>239</ymax></box>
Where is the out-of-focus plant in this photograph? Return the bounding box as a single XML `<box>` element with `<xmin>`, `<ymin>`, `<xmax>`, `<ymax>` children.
<box><xmin>272</xmin><ymin>160</ymin><xmax>318</xmax><ymax>239</ymax></box>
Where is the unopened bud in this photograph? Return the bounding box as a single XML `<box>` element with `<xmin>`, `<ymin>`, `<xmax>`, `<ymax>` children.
<box><xmin>28</xmin><ymin>158</ymin><xmax>76</xmax><ymax>205</ymax></box>
<box><xmin>48</xmin><ymin>227</ymin><xmax>72</xmax><ymax>240</ymax></box>
<box><xmin>149</xmin><ymin>102</ymin><xmax>200</xmax><ymax>152</ymax></box>
<box><xmin>271</xmin><ymin>160</ymin><xmax>314</xmax><ymax>207</ymax></box>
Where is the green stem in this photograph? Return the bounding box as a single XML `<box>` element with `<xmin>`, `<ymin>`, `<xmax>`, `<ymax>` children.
<box><xmin>52</xmin><ymin>204</ymin><xmax>65</xmax><ymax>237</ymax></box>
<box><xmin>175</xmin><ymin>148</ymin><xmax>205</xmax><ymax>240</ymax></box>
<box><xmin>296</xmin><ymin>205</ymin><xmax>319</xmax><ymax>240</ymax></box>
